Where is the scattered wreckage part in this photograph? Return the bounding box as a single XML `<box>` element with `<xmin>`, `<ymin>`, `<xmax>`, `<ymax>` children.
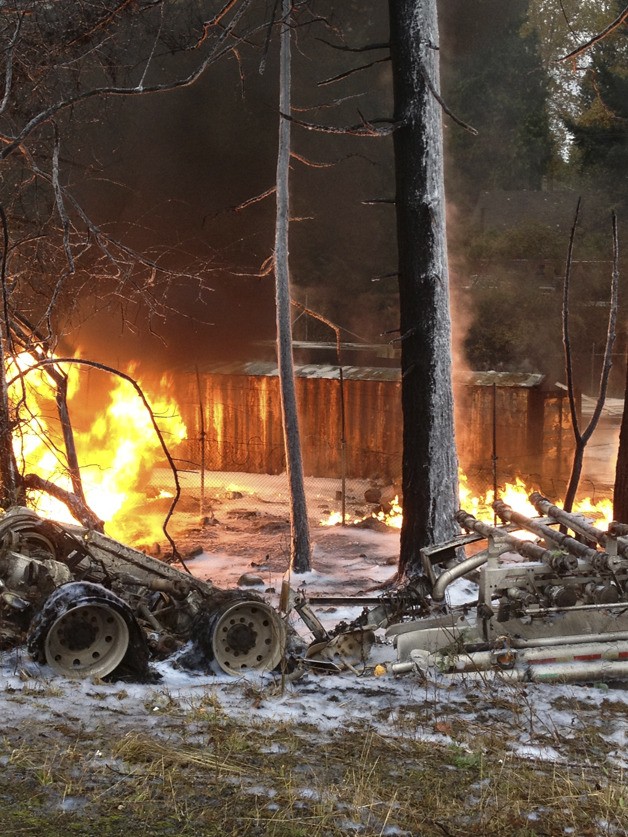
<box><xmin>210</xmin><ymin>600</ymin><xmax>286</xmax><ymax>674</ymax></box>
<box><xmin>27</xmin><ymin>581</ymin><xmax>150</xmax><ymax>680</ymax></box>
<box><xmin>454</xmin><ymin>510</ymin><xmax>566</xmax><ymax>567</ymax></box>
<box><xmin>306</xmin><ymin>628</ymin><xmax>375</xmax><ymax>671</ymax></box>
<box><xmin>609</xmin><ymin>521</ymin><xmax>628</xmax><ymax>538</ymax></box>
<box><xmin>146</xmin><ymin>577</ymin><xmax>190</xmax><ymax>600</ymax></box>
<box><xmin>0</xmin><ymin>508</ymin><xmax>90</xmax><ymax>574</ymax></box>
<box><xmin>491</xmin><ymin>602</ymin><xmax>628</xmax><ymax>646</ymax></box>
<box><xmin>531</xmin><ymin>493</ymin><xmax>608</xmax><ymax>546</ymax></box>
<box><xmin>45</xmin><ymin>603</ymin><xmax>130</xmax><ymax>678</ymax></box>
<box><xmin>531</xmin><ymin>493</ymin><xmax>628</xmax><ymax>559</ymax></box>
<box><xmin>392</xmin><ymin>641</ymin><xmax>628</xmax><ymax>683</ymax></box>
<box><xmin>0</xmin><ymin>507</ymin><xmax>58</xmax><ymax>553</ymax></box>
<box><xmin>0</xmin><ymin>550</ymin><xmax>73</xmax><ymax>597</ymax></box>
<box><xmin>147</xmin><ymin>631</ymin><xmax>180</xmax><ymax>659</ymax></box>
<box><xmin>1</xmin><ymin>589</ymin><xmax>30</xmax><ymax>612</ymax></box>
<box><xmin>294</xmin><ymin>576</ymin><xmax>432</xmax><ymax>644</ymax></box>
<box><xmin>390</xmin><ymin>609</ymin><xmax>628</xmax><ymax>662</ymax></box>
<box><xmin>439</xmin><ymin>640</ymin><xmax>628</xmax><ymax>673</ymax></box>
<box><xmin>391</xmin><ymin>500</ymin><xmax>628</xmax><ymax>684</ymax></box>
<box><xmin>82</xmin><ymin>529</ymin><xmax>213</xmax><ymax>597</ymax></box>
<box><xmin>420</xmin><ymin>529</ymin><xmax>485</xmax><ymax>580</ymax></box>
<box><xmin>286</xmin><ymin>586</ymin><xmax>329</xmax><ymax>643</ymax></box>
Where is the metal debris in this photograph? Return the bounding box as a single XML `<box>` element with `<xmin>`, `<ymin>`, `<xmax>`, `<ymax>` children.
<box><xmin>0</xmin><ymin>507</ymin><xmax>287</xmax><ymax>680</ymax></box>
<box><xmin>301</xmin><ymin>496</ymin><xmax>628</xmax><ymax>684</ymax></box>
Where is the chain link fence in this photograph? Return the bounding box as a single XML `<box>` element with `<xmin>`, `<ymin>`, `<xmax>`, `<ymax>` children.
<box><xmin>154</xmin><ymin>365</ymin><xmax>619</xmax><ymax>545</ymax></box>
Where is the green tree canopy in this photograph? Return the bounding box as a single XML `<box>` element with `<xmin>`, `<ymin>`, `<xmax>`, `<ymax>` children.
<box><xmin>440</xmin><ymin>0</ymin><xmax>554</xmax><ymax>208</ymax></box>
<box><xmin>563</xmin><ymin>2</ymin><xmax>628</xmax><ymax>204</ymax></box>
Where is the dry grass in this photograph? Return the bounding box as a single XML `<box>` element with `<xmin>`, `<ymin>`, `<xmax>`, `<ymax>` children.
<box><xmin>1</xmin><ymin>684</ymin><xmax>626</xmax><ymax>837</ymax></box>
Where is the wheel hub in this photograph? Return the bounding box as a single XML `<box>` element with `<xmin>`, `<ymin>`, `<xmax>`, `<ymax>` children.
<box><xmin>211</xmin><ymin>600</ymin><xmax>286</xmax><ymax>674</ymax></box>
<box><xmin>59</xmin><ymin>613</ymin><xmax>98</xmax><ymax>651</ymax></box>
<box><xmin>44</xmin><ymin>602</ymin><xmax>130</xmax><ymax>678</ymax></box>
<box><xmin>225</xmin><ymin>622</ymin><xmax>257</xmax><ymax>654</ymax></box>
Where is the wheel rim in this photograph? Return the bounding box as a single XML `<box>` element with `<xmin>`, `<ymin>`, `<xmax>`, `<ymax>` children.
<box><xmin>44</xmin><ymin>603</ymin><xmax>130</xmax><ymax>678</ymax></box>
<box><xmin>211</xmin><ymin>601</ymin><xmax>286</xmax><ymax>674</ymax></box>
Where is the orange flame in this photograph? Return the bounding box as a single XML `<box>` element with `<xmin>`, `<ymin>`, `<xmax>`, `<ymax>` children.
<box><xmin>8</xmin><ymin>354</ymin><xmax>187</xmax><ymax>545</ymax></box>
<box><xmin>321</xmin><ymin>471</ymin><xmax>613</xmax><ymax>531</ymax></box>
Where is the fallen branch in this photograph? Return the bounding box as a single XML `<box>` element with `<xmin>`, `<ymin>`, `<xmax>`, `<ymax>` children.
<box><xmin>23</xmin><ymin>473</ymin><xmax>104</xmax><ymax>532</ymax></box>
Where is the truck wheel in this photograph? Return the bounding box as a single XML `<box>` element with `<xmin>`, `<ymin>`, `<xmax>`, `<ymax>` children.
<box><xmin>28</xmin><ymin>582</ymin><xmax>149</xmax><ymax>680</ymax></box>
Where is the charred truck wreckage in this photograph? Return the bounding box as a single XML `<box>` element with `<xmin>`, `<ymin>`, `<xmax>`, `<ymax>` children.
<box><xmin>0</xmin><ymin>507</ymin><xmax>286</xmax><ymax>680</ymax></box>
<box><xmin>289</xmin><ymin>492</ymin><xmax>628</xmax><ymax>684</ymax></box>
<box><xmin>1</xmin><ymin>493</ymin><xmax>628</xmax><ymax>685</ymax></box>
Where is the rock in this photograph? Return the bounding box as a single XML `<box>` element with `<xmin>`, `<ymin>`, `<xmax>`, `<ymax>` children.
<box><xmin>380</xmin><ymin>484</ymin><xmax>401</xmax><ymax>506</ymax></box>
<box><xmin>185</xmin><ymin>546</ymin><xmax>204</xmax><ymax>559</ymax></box>
<box><xmin>237</xmin><ymin>573</ymin><xmax>265</xmax><ymax>587</ymax></box>
<box><xmin>353</xmin><ymin>517</ymin><xmax>389</xmax><ymax>532</ymax></box>
<box><xmin>364</xmin><ymin>487</ymin><xmax>382</xmax><ymax>504</ymax></box>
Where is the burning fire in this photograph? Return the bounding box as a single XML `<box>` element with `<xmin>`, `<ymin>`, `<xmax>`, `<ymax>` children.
<box><xmin>4</xmin><ymin>352</ymin><xmax>616</xmax><ymax>546</ymax></box>
<box><xmin>322</xmin><ymin>472</ymin><xmax>613</xmax><ymax>531</ymax></box>
<box><xmin>8</xmin><ymin>354</ymin><xmax>187</xmax><ymax>545</ymax></box>
<box><xmin>322</xmin><ymin>496</ymin><xmax>403</xmax><ymax>529</ymax></box>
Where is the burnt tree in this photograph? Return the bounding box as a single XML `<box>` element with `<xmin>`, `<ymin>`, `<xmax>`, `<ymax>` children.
<box><xmin>389</xmin><ymin>0</ymin><xmax>459</xmax><ymax>576</ymax></box>
<box><xmin>274</xmin><ymin>0</ymin><xmax>311</xmax><ymax>573</ymax></box>
<box><xmin>614</xmin><ymin>360</ymin><xmax>628</xmax><ymax>522</ymax></box>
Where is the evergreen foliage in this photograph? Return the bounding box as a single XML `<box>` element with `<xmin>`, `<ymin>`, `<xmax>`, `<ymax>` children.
<box><xmin>564</xmin><ymin>2</ymin><xmax>628</xmax><ymax>204</ymax></box>
<box><xmin>440</xmin><ymin>0</ymin><xmax>554</xmax><ymax>207</ymax></box>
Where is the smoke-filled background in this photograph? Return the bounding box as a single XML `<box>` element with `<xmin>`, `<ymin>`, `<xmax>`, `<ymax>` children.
<box><xmin>63</xmin><ymin>2</ymin><xmax>395</xmax><ymax>371</ymax></box>
<box><xmin>2</xmin><ymin>0</ymin><xmax>627</xmax><ymax>391</ymax></box>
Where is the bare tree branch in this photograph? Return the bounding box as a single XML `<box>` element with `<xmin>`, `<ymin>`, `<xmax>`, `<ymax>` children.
<box><xmin>51</xmin><ymin>124</ymin><xmax>75</xmax><ymax>273</ymax></box>
<box><xmin>190</xmin><ymin>0</ymin><xmax>244</xmax><ymax>49</ymax></box>
<box><xmin>284</xmin><ymin>112</ymin><xmax>402</xmax><ymax>137</ymax></box>
<box><xmin>562</xmin><ymin>197</ymin><xmax>582</xmax><ymax>444</ymax></box>
<box><xmin>560</xmin><ymin>4</ymin><xmax>628</xmax><ymax>62</ymax></box>
<box><xmin>292</xmin><ymin>92</ymin><xmax>368</xmax><ymax>112</ymax></box>
<box><xmin>0</xmin><ymin>14</ymin><xmax>22</xmax><ymax>116</ymax></box>
<box><xmin>290</xmin><ymin>151</ymin><xmax>334</xmax><ymax>168</ymax></box>
<box><xmin>22</xmin><ymin>473</ymin><xmax>104</xmax><ymax>531</ymax></box>
<box><xmin>234</xmin><ymin>187</ymin><xmax>276</xmax><ymax>211</ymax></box>
<box><xmin>0</xmin><ymin>0</ymin><xmax>255</xmax><ymax>161</ymax></box>
<box><xmin>318</xmin><ymin>56</ymin><xmax>390</xmax><ymax>87</ymax></box>
<box><xmin>138</xmin><ymin>0</ymin><xmax>166</xmax><ymax>90</ymax></box>
<box><xmin>291</xmin><ymin>300</ymin><xmax>343</xmax><ymax>361</ymax></box>
<box><xmin>418</xmin><ymin>56</ymin><xmax>478</xmax><ymax>136</ymax></box>
<box><xmin>316</xmin><ymin>39</ymin><xmax>390</xmax><ymax>52</ymax></box>
<box><xmin>563</xmin><ymin>209</ymin><xmax>619</xmax><ymax>511</ymax></box>
<box><xmin>581</xmin><ymin>213</ymin><xmax>619</xmax><ymax>448</ymax></box>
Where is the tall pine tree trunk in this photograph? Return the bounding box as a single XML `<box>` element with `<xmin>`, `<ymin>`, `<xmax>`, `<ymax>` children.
<box><xmin>274</xmin><ymin>0</ymin><xmax>311</xmax><ymax>573</ymax></box>
<box><xmin>613</xmin><ymin>358</ymin><xmax>628</xmax><ymax>523</ymax></box>
<box><xmin>389</xmin><ymin>0</ymin><xmax>459</xmax><ymax>576</ymax></box>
